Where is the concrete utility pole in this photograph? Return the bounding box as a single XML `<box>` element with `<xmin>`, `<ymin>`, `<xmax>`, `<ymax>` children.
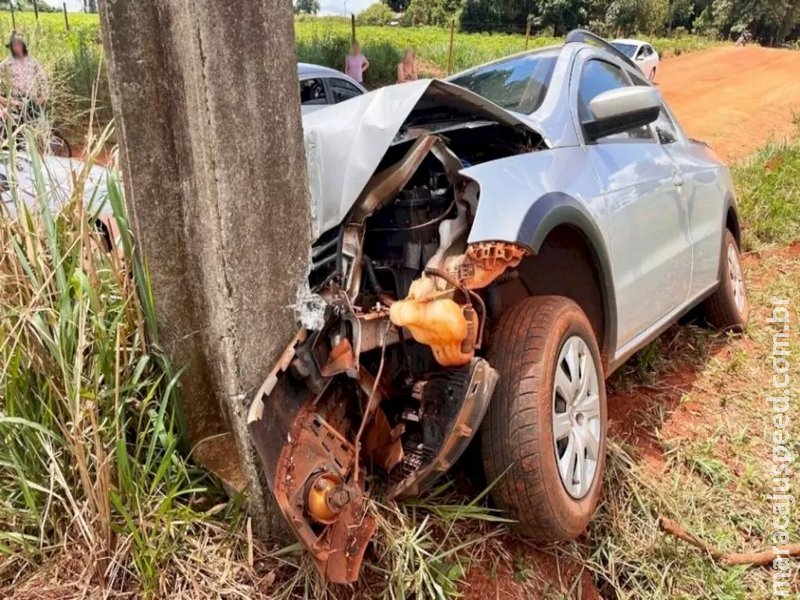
<box><xmin>98</xmin><ymin>0</ymin><xmax>311</xmax><ymax>534</ymax></box>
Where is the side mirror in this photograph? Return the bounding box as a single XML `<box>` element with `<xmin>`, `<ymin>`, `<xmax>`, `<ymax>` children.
<box><xmin>582</xmin><ymin>87</ymin><xmax>661</xmax><ymax>141</ymax></box>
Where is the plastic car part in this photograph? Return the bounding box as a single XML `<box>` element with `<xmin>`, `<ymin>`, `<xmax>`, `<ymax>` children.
<box><xmin>387</xmin><ymin>357</ymin><xmax>499</xmax><ymax>499</ymax></box>
<box><xmin>389</xmin><ymin>275</ymin><xmax>478</xmax><ymax>367</ymax></box>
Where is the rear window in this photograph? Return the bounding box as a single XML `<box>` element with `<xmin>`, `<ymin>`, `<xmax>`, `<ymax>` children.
<box><xmin>448</xmin><ymin>51</ymin><xmax>558</xmax><ymax>115</ymax></box>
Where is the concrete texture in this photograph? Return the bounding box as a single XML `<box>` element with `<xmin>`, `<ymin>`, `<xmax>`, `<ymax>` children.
<box><xmin>98</xmin><ymin>0</ymin><xmax>311</xmax><ymax>534</ymax></box>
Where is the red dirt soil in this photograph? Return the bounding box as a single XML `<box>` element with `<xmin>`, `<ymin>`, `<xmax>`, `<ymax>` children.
<box><xmin>657</xmin><ymin>45</ymin><xmax>800</xmax><ymax>162</ymax></box>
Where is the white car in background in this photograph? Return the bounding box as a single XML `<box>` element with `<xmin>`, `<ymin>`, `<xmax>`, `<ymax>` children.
<box><xmin>298</xmin><ymin>63</ymin><xmax>367</xmax><ymax>115</ymax></box>
<box><xmin>611</xmin><ymin>39</ymin><xmax>660</xmax><ymax>82</ymax></box>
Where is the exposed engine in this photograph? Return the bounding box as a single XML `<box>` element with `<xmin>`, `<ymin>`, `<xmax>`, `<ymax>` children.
<box><xmin>249</xmin><ymin>123</ymin><xmax>541</xmax><ymax>583</ymax></box>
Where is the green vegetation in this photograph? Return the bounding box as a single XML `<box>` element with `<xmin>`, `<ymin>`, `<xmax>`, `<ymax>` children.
<box><xmin>295</xmin><ymin>19</ymin><xmax>721</xmax><ymax>84</ymax></box>
<box><xmin>358</xmin><ymin>2</ymin><xmax>395</xmax><ymax>26</ymax></box>
<box><xmin>0</xmin><ymin>12</ymin><xmax>109</xmax><ymax>130</ymax></box>
<box><xmin>733</xmin><ymin>136</ymin><xmax>800</xmax><ymax>250</ymax></box>
<box><xmin>387</xmin><ymin>0</ymin><xmax>799</xmax><ymax>46</ymax></box>
<box><xmin>0</xmin><ymin>127</ymin><xmax>220</xmax><ymax>594</ymax></box>
<box><xmin>0</xmin><ymin>11</ymin><xmax>722</xmax><ymax>113</ymax></box>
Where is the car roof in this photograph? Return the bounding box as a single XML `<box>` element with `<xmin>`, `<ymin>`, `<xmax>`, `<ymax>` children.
<box><xmin>297</xmin><ymin>62</ymin><xmax>347</xmax><ymax>78</ymax></box>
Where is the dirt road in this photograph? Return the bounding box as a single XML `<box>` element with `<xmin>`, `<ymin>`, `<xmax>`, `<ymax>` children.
<box><xmin>658</xmin><ymin>45</ymin><xmax>800</xmax><ymax>162</ymax></box>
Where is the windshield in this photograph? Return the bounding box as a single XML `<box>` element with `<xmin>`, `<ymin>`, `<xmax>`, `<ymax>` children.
<box><xmin>448</xmin><ymin>50</ymin><xmax>558</xmax><ymax>115</ymax></box>
<box><xmin>611</xmin><ymin>42</ymin><xmax>638</xmax><ymax>58</ymax></box>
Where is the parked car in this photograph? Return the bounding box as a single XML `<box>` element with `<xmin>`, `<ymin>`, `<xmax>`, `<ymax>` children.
<box><xmin>251</xmin><ymin>31</ymin><xmax>748</xmax><ymax>584</ymax></box>
<box><xmin>611</xmin><ymin>38</ymin><xmax>660</xmax><ymax>81</ymax></box>
<box><xmin>298</xmin><ymin>63</ymin><xmax>367</xmax><ymax>114</ymax></box>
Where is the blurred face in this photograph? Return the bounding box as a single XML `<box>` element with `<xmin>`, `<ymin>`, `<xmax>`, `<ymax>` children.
<box><xmin>353</xmin><ymin>43</ymin><xmax>360</xmax><ymax>55</ymax></box>
<box><xmin>406</xmin><ymin>50</ymin><xmax>415</xmax><ymax>63</ymax></box>
<box><xmin>11</xmin><ymin>40</ymin><xmax>23</xmax><ymax>57</ymax></box>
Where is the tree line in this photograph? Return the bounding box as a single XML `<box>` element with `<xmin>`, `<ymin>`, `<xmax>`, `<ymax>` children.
<box><xmin>295</xmin><ymin>0</ymin><xmax>799</xmax><ymax>45</ymax></box>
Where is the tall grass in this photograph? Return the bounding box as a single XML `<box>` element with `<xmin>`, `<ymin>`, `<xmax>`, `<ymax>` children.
<box><xmin>0</xmin><ymin>122</ymin><xmax>219</xmax><ymax>594</ymax></box>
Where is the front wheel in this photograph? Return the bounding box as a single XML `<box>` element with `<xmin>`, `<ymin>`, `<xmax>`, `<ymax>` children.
<box><xmin>480</xmin><ymin>296</ymin><xmax>607</xmax><ymax>541</ymax></box>
<box><xmin>702</xmin><ymin>229</ymin><xmax>749</xmax><ymax>331</ymax></box>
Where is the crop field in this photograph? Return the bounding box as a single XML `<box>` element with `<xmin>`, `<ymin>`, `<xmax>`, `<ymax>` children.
<box><xmin>295</xmin><ymin>18</ymin><xmax>722</xmax><ymax>83</ymax></box>
<box><xmin>0</xmin><ymin>12</ymin><xmax>723</xmax><ymax>115</ymax></box>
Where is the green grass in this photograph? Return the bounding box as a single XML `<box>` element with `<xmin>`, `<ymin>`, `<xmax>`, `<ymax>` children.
<box><xmin>733</xmin><ymin>135</ymin><xmax>800</xmax><ymax>250</ymax></box>
<box><xmin>0</xmin><ymin>123</ymin><xmax>225</xmax><ymax>595</ymax></box>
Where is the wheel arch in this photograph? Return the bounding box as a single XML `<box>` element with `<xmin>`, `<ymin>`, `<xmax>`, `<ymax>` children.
<box><xmin>515</xmin><ymin>192</ymin><xmax>618</xmax><ymax>367</ymax></box>
<box><xmin>725</xmin><ymin>195</ymin><xmax>742</xmax><ymax>249</ymax></box>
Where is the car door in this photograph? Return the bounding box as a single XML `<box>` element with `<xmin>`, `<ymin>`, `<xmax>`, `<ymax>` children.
<box><xmin>576</xmin><ymin>57</ymin><xmax>692</xmax><ymax>349</ymax></box>
<box><xmin>651</xmin><ymin>101</ymin><xmax>727</xmax><ymax>299</ymax></box>
<box><xmin>299</xmin><ymin>77</ymin><xmax>330</xmax><ymax>115</ymax></box>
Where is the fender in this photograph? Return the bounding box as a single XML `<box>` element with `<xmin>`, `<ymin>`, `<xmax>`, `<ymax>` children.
<box><xmin>520</xmin><ymin>193</ymin><xmax>618</xmax><ymax>364</ymax></box>
<box><xmin>462</xmin><ymin>148</ymin><xmax>618</xmax><ymax>363</ymax></box>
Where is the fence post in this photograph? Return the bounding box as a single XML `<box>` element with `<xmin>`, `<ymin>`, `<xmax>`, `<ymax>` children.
<box><xmin>525</xmin><ymin>18</ymin><xmax>531</xmax><ymax>51</ymax></box>
<box><xmin>447</xmin><ymin>19</ymin><xmax>455</xmax><ymax>75</ymax></box>
<box><xmin>63</xmin><ymin>3</ymin><xmax>70</xmax><ymax>30</ymax></box>
<box><xmin>33</xmin><ymin>0</ymin><xmax>39</xmax><ymax>21</ymax></box>
<box><xmin>350</xmin><ymin>14</ymin><xmax>356</xmax><ymax>44</ymax></box>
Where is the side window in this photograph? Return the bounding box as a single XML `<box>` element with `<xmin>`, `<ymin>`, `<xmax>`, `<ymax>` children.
<box><xmin>635</xmin><ymin>46</ymin><xmax>646</xmax><ymax>60</ymax></box>
<box><xmin>329</xmin><ymin>78</ymin><xmax>363</xmax><ymax>104</ymax></box>
<box><xmin>300</xmin><ymin>78</ymin><xmax>328</xmax><ymax>106</ymax></box>
<box><xmin>578</xmin><ymin>59</ymin><xmax>654</xmax><ymax>142</ymax></box>
<box><xmin>645</xmin><ymin>45</ymin><xmax>655</xmax><ymax>57</ymax></box>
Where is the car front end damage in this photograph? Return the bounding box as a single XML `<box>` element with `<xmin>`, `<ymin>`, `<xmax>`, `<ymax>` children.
<box><xmin>248</xmin><ymin>80</ymin><xmax>544</xmax><ymax>583</ymax></box>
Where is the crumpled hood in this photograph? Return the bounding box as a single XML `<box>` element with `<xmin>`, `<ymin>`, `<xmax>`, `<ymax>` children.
<box><xmin>302</xmin><ymin>79</ymin><xmax>533</xmax><ymax>239</ymax></box>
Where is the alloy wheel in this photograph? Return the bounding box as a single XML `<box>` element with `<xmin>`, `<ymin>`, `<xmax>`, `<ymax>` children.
<box><xmin>728</xmin><ymin>243</ymin><xmax>746</xmax><ymax>314</ymax></box>
<box><xmin>552</xmin><ymin>336</ymin><xmax>602</xmax><ymax>499</ymax></box>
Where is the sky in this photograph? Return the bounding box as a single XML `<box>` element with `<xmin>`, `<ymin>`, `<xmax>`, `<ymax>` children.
<box><xmin>44</xmin><ymin>0</ymin><xmax>83</xmax><ymax>10</ymax></box>
<box><xmin>318</xmin><ymin>0</ymin><xmax>374</xmax><ymax>16</ymax></box>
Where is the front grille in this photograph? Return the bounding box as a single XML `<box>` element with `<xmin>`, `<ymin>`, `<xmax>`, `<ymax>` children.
<box><xmin>309</xmin><ymin>226</ymin><xmax>340</xmax><ymax>291</ymax></box>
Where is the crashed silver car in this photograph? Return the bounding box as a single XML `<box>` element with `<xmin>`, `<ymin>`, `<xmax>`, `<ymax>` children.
<box><xmin>248</xmin><ymin>31</ymin><xmax>749</xmax><ymax>582</ymax></box>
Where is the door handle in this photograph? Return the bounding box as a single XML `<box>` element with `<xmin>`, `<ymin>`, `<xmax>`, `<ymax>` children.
<box><xmin>673</xmin><ymin>172</ymin><xmax>685</xmax><ymax>187</ymax></box>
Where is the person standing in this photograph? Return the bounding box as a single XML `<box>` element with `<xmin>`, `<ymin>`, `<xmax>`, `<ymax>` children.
<box><xmin>345</xmin><ymin>41</ymin><xmax>369</xmax><ymax>85</ymax></box>
<box><xmin>0</xmin><ymin>32</ymin><xmax>49</xmax><ymax>117</ymax></box>
<box><xmin>397</xmin><ymin>49</ymin><xmax>419</xmax><ymax>83</ymax></box>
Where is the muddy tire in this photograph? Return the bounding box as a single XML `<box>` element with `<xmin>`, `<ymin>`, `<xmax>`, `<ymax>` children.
<box><xmin>702</xmin><ymin>230</ymin><xmax>749</xmax><ymax>331</ymax></box>
<box><xmin>480</xmin><ymin>296</ymin><xmax>607</xmax><ymax>541</ymax></box>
